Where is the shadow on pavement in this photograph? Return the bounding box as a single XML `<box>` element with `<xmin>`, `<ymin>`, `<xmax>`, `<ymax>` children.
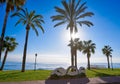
<box><xmin>45</xmin><ymin>78</ymin><xmax>89</xmax><ymax>84</ymax></box>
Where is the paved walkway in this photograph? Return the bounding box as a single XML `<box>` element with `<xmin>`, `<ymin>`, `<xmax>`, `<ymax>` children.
<box><xmin>0</xmin><ymin>76</ymin><xmax>120</xmax><ymax>84</ymax></box>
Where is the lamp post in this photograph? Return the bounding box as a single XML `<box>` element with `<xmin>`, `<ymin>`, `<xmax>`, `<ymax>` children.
<box><xmin>110</xmin><ymin>55</ymin><xmax>113</xmax><ymax>70</ymax></box>
<box><xmin>34</xmin><ymin>53</ymin><xmax>37</xmax><ymax>71</ymax></box>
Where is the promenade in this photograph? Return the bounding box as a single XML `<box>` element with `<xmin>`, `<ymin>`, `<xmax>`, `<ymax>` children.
<box><xmin>0</xmin><ymin>76</ymin><xmax>120</xmax><ymax>84</ymax></box>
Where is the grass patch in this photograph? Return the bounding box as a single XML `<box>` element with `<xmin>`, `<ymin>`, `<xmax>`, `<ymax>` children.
<box><xmin>0</xmin><ymin>70</ymin><xmax>51</xmax><ymax>82</ymax></box>
<box><xmin>0</xmin><ymin>69</ymin><xmax>120</xmax><ymax>82</ymax></box>
<box><xmin>86</xmin><ymin>69</ymin><xmax>120</xmax><ymax>78</ymax></box>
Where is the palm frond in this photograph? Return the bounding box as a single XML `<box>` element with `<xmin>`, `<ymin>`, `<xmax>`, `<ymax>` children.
<box><xmin>51</xmin><ymin>15</ymin><xmax>65</xmax><ymax>22</ymax></box>
<box><xmin>31</xmin><ymin>23</ymin><xmax>39</xmax><ymax>36</ymax></box>
<box><xmin>54</xmin><ymin>21</ymin><xmax>66</xmax><ymax>28</ymax></box>
<box><xmin>32</xmin><ymin>15</ymin><xmax>43</xmax><ymax>21</ymax></box>
<box><xmin>15</xmin><ymin>18</ymin><xmax>24</xmax><ymax>26</ymax></box>
<box><xmin>76</xmin><ymin>2</ymin><xmax>87</xmax><ymax>17</ymax></box>
<box><xmin>75</xmin><ymin>0</ymin><xmax>81</xmax><ymax>10</ymax></box>
<box><xmin>62</xmin><ymin>0</ymin><xmax>70</xmax><ymax>16</ymax></box>
<box><xmin>29</xmin><ymin>10</ymin><xmax>35</xmax><ymax>21</ymax></box>
<box><xmin>20</xmin><ymin>8</ymin><xmax>27</xmax><ymax>17</ymax></box>
<box><xmin>54</xmin><ymin>6</ymin><xmax>66</xmax><ymax>15</ymax></box>
<box><xmin>36</xmin><ymin>23</ymin><xmax>44</xmax><ymax>33</ymax></box>
<box><xmin>71</xmin><ymin>0</ymin><xmax>75</xmax><ymax>16</ymax></box>
<box><xmin>76</xmin><ymin>12</ymin><xmax>94</xmax><ymax>19</ymax></box>
<box><xmin>11</xmin><ymin>12</ymin><xmax>25</xmax><ymax>18</ymax></box>
<box><xmin>77</xmin><ymin>21</ymin><xmax>93</xmax><ymax>27</ymax></box>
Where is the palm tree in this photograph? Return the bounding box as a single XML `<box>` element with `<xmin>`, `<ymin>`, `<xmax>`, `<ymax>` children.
<box><xmin>102</xmin><ymin>45</ymin><xmax>113</xmax><ymax>69</ymax></box>
<box><xmin>51</xmin><ymin>0</ymin><xmax>94</xmax><ymax>66</ymax></box>
<box><xmin>11</xmin><ymin>8</ymin><xmax>44</xmax><ymax>72</ymax></box>
<box><xmin>0</xmin><ymin>0</ymin><xmax>26</xmax><ymax>61</ymax></box>
<box><xmin>82</xmin><ymin>40</ymin><xmax>96</xmax><ymax>70</ymax></box>
<box><xmin>0</xmin><ymin>36</ymin><xmax>18</xmax><ymax>71</ymax></box>
<box><xmin>68</xmin><ymin>38</ymin><xmax>83</xmax><ymax>67</ymax></box>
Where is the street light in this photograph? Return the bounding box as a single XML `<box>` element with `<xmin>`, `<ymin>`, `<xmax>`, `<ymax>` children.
<box><xmin>34</xmin><ymin>53</ymin><xmax>37</xmax><ymax>71</ymax></box>
<box><xmin>110</xmin><ymin>55</ymin><xmax>113</xmax><ymax>70</ymax></box>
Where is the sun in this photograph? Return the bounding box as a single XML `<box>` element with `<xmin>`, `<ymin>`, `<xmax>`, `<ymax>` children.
<box><xmin>63</xmin><ymin>31</ymin><xmax>79</xmax><ymax>41</ymax></box>
<box><xmin>62</xmin><ymin>28</ymin><xmax>85</xmax><ymax>43</ymax></box>
<box><xmin>71</xmin><ymin>33</ymin><xmax>79</xmax><ymax>39</ymax></box>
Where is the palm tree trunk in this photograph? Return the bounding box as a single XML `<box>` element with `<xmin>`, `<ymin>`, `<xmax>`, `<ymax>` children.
<box><xmin>87</xmin><ymin>55</ymin><xmax>90</xmax><ymax>70</ymax></box>
<box><xmin>107</xmin><ymin>56</ymin><xmax>110</xmax><ymax>69</ymax></box>
<box><xmin>0</xmin><ymin>11</ymin><xmax>9</xmax><ymax>61</ymax></box>
<box><xmin>0</xmin><ymin>48</ymin><xmax>8</xmax><ymax>71</ymax></box>
<box><xmin>75</xmin><ymin>49</ymin><xmax>77</xmax><ymax>67</ymax></box>
<box><xmin>21</xmin><ymin>26</ymin><xmax>30</xmax><ymax>72</ymax></box>
<box><xmin>70</xmin><ymin>27</ymin><xmax>74</xmax><ymax>66</ymax></box>
<box><xmin>71</xmin><ymin>46</ymin><xmax>74</xmax><ymax>66</ymax></box>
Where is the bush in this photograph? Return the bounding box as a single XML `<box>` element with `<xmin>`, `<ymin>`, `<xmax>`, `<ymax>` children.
<box><xmin>48</xmin><ymin>73</ymin><xmax>86</xmax><ymax>80</ymax></box>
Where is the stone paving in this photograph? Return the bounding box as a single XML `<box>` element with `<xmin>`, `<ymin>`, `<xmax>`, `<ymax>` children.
<box><xmin>0</xmin><ymin>76</ymin><xmax>120</xmax><ymax>84</ymax></box>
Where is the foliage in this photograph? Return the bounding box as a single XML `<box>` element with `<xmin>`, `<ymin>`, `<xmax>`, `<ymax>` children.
<box><xmin>11</xmin><ymin>8</ymin><xmax>45</xmax><ymax>35</ymax></box>
<box><xmin>0</xmin><ymin>0</ymin><xmax>25</xmax><ymax>12</ymax></box>
<box><xmin>4</xmin><ymin>36</ymin><xmax>18</xmax><ymax>52</ymax></box>
<box><xmin>102</xmin><ymin>45</ymin><xmax>113</xmax><ymax>57</ymax></box>
<box><xmin>51</xmin><ymin>0</ymin><xmax>94</xmax><ymax>33</ymax></box>
<box><xmin>49</xmin><ymin>73</ymin><xmax>86</xmax><ymax>80</ymax></box>
<box><xmin>0</xmin><ymin>36</ymin><xmax>18</xmax><ymax>71</ymax></box>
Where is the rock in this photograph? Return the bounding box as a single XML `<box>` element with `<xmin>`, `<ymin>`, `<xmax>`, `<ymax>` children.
<box><xmin>79</xmin><ymin>67</ymin><xmax>86</xmax><ymax>74</ymax></box>
<box><xmin>51</xmin><ymin>67</ymin><xmax>66</xmax><ymax>76</ymax></box>
<box><xmin>66</xmin><ymin>66</ymin><xmax>79</xmax><ymax>76</ymax></box>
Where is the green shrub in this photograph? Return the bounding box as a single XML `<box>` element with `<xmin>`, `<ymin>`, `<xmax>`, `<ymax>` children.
<box><xmin>49</xmin><ymin>73</ymin><xmax>86</xmax><ymax>80</ymax></box>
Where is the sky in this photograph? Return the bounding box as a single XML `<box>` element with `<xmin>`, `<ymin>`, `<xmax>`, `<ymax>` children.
<box><xmin>0</xmin><ymin>0</ymin><xmax>120</xmax><ymax>65</ymax></box>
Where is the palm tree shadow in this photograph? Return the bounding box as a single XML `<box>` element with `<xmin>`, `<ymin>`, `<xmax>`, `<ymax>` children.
<box><xmin>45</xmin><ymin>78</ymin><xmax>89</xmax><ymax>84</ymax></box>
<box><xmin>89</xmin><ymin>70</ymin><xmax>120</xmax><ymax>83</ymax></box>
<box><xmin>90</xmin><ymin>69</ymin><xmax>112</xmax><ymax>77</ymax></box>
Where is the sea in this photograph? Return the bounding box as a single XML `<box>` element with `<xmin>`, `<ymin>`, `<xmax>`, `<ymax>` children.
<box><xmin>0</xmin><ymin>62</ymin><xmax>120</xmax><ymax>70</ymax></box>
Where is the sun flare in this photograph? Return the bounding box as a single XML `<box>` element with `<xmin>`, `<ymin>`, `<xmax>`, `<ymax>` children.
<box><xmin>71</xmin><ymin>33</ymin><xmax>79</xmax><ymax>39</ymax></box>
<box><xmin>62</xmin><ymin>29</ymin><xmax>85</xmax><ymax>42</ymax></box>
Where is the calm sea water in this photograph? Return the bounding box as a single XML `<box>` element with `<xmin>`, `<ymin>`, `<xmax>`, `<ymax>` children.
<box><xmin>0</xmin><ymin>62</ymin><xmax>120</xmax><ymax>70</ymax></box>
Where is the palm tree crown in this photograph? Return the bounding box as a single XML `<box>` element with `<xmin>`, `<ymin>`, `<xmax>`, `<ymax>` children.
<box><xmin>82</xmin><ymin>40</ymin><xmax>96</xmax><ymax>56</ymax></box>
<box><xmin>11</xmin><ymin>8</ymin><xmax>44</xmax><ymax>34</ymax></box>
<box><xmin>102</xmin><ymin>45</ymin><xmax>113</xmax><ymax>57</ymax></box>
<box><xmin>51</xmin><ymin>0</ymin><xmax>94</xmax><ymax>34</ymax></box>
<box><xmin>4</xmin><ymin>36</ymin><xmax>18</xmax><ymax>52</ymax></box>
<box><xmin>0</xmin><ymin>36</ymin><xmax>18</xmax><ymax>71</ymax></box>
<box><xmin>0</xmin><ymin>0</ymin><xmax>25</xmax><ymax>12</ymax></box>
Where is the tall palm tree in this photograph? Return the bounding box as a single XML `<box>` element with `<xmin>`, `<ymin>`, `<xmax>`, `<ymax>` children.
<box><xmin>68</xmin><ymin>38</ymin><xmax>83</xmax><ymax>67</ymax></box>
<box><xmin>51</xmin><ymin>0</ymin><xmax>94</xmax><ymax>66</ymax></box>
<box><xmin>102</xmin><ymin>45</ymin><xmax>113</xmax><ymax>69</ymax></box>
<box><xmin>0</xmin><ymin>36</ymin><xmax>18</xmax><ymax>71</ymax></box>
<box><xmin>0</xmin><ymin>0</ymin><xmax>26</xmax><ymax>61</ymax></box>
<box><xmin>82</xmin><ymin>40</ymin><xmax>96</xmax><ymax>70</ymax></box>
<box><xmin>11</xmin><ymin>8</ymin><xmax>44</xmax><ymax>72</ymax></box>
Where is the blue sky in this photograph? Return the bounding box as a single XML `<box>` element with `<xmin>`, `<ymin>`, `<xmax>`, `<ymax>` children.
<box><xmin>0</xmin><ymin>0</ymin><xmax>120</xmax><ymax>65</ymax></box>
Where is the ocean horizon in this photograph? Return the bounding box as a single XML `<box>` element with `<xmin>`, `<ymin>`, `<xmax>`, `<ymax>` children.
<box><xmin>0</xmin><ymin>62</ymin><xmax>120</xmax><ymax>70</ymax></box>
